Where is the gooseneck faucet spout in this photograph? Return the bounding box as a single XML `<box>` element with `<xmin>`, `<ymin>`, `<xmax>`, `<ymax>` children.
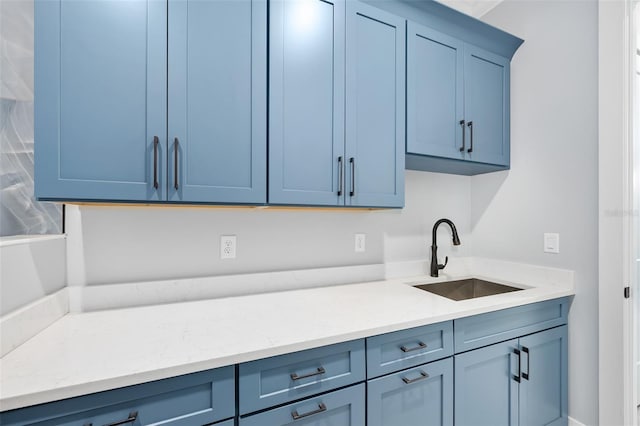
<box><xmin>430</xmin><ymin>218</ymin><xmax>461</xmax><ymax>277</ymax></box>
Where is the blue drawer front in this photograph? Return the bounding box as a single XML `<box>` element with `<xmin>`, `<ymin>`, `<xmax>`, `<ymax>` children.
<box><xmin>239</xmin><ymin>340</ymin><xmax>365</xmax><ymax>414</ymax></box>
<box><xmin>454</xmin><ymin>297</ymin><xmax>569</xmax><ymax>353</ymax></box>
<box><xmin>239</xmin><ymin>383</ymin><xmax>365</xmax><ymax>426</ymax></box>
<box><xmin>366</xmin><ymin>321</ymin><xmax>453</xmax><ymax>378</ymax></box>
<box><xmin>367</xmin><ymin>357</ymin><xmax>453</xmax><ymax>426</ymax></box>
<box><xmin>0</xmin><ymin>366</ymin><xmax>235</xmax><ymax>426</ymax></box>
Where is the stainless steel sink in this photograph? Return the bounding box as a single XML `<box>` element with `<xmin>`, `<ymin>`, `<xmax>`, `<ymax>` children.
<box><xmin>414</xmin><ymin>278</ymin><xmax>523</xmax><ymax>301</ymax></box>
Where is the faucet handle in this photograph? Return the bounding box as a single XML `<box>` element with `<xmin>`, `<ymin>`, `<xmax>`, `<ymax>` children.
<box><xmin>438</xmin><ymin>256</ymin><xmax>449</xmax><ymax>270</ymax></box>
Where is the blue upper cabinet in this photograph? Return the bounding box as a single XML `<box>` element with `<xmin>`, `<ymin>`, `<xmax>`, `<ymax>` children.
<box><xmin>404</xmin><ymin>13</ymin><xmax>523</xmax><ymax>176</ymax></box>
<box><xmin>268</xmin><ymin>0</ymin><xmax>345</xmax><ymax>206</ymax></box>
<box><xmin>36</xmin><ymin>0</ymin><xmax>266</xmax><ymax>204</ymax></box>
<box><xmin>35</xmin><ymin>0</ymin><xmax>167</xmax><ymax>201</ymax></box>
<box><xmin>269</xmin><ymin>0</ymin><xmax>404</xmax><ymax>208</ymax></box>
<box><xmin>168</xmin><ymin>0</ymin><xmax>267</xmax><ymax>204</ymax></box>
<box><xmin>406</xmin><ymin>22</ymin><xmax>464</xmax><ymax>163</ymax></box>
<box><xmin>463</xmin><ymin>44</ymin><xmax>510</xmax><ymax>167</ymax></box>
<box><xmin>345</xmin><ymin>1</ymin><xmax>405</xmax><ymax>208</ymax></box>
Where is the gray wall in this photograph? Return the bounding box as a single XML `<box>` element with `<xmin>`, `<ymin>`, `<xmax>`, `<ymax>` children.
<box><xmin>474</xmin><ymin>1</ymin><xmax>599</xmax><ymax>424</ymax></box>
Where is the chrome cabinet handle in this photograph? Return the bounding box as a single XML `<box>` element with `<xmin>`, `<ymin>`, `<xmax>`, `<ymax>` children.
<box><xmin>400</xmin><ymin>341</ymin><xmax>427</xmax><ymax>353</ymax></box>
<box><xmin>467</xmin><ymin>121</ymin><xmax>474</xmax><ymax>153</ymax></box>
<box><xmin>349</xmin><ymin>157</ymin><xmax>355</xmax><ymax>197</ymax></box>
<box><xmin>337</xmin><ymin>156</ymin><xmax>344</xmax><ymax>196</ymax></box>
<box><xmin>513</xmin><ymin>348</ymin><xmax>521</xmax><ymax>383</ymax></box>
<box><xmin>173</xmin><ymin>137</ymin><xmax>179</xmax><ymax>190</ymax></box>
<box><xmin>459</xmin><ymin>120</ymin><xmax>466</xmax><ymax>152</ymax></box>
<box><xmin>402</xmin><ymin>370</ymin><xmax>429</xmax><ymax>384</ymax></box>
<box><xmin>291</xmin><ymin>403</ymin><xmax>327</xmax><ymax>420</ymax></box>
<box><xmin>522</xmin><ymin>346</ymin><xmax>530</xmax><ymax>380</ymax></box>
<box><xmin>153</xmin><ymin>136</ymin><xmax>159</xmax><ymax>190</ymax></box>
<box><xmin>290</xmin><ymin>366</ymin><xmax>326</xmax><ymax>381</ymax></box>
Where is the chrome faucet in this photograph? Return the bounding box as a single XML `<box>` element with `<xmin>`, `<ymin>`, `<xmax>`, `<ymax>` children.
<box><xmin>430</xmin><ymin>218</ymin><xmax>461</xmax><ymax>277</ymax></box>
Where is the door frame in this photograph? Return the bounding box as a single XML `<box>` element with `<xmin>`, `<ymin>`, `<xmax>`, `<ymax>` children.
<box><xmin>598</xmin><ymin>0</ymin><xmax>636</xmax><ymax>424</ymax></box>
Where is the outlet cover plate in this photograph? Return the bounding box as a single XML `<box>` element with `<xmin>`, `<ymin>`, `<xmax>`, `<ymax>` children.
<box><xmin>220</xmin><ymin>235</ymin><xmax>237</xmax><ymax>259</ymax></box>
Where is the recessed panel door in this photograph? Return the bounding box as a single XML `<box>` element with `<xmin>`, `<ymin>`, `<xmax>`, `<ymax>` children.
<box><xmin>269</xmin><ymin>0</ymin><xmax>345</xmax><ymax>206</ymax></box>
<box><xmin>168</xmin><ymin>0</ymin><xmax>267</xmax><ymax>204</ymax></box>
<box><xmin>35</xmin><ymin>0</ymin><xmax>167</xmax><ymax>201</ymax></box>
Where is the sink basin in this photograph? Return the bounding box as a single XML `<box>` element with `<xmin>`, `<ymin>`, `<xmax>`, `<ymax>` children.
<box><xmin>414</xmin><ymin>278</ymin><xmax>523</xmax><ymax>301</ymax></box>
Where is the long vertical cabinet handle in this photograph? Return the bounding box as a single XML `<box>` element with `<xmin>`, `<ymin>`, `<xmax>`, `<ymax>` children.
<box><xmin>153</xmin><ymin>136</ymin><xmax>159</xmax><ymax>190</ymax></box>
<box><xmin>521</xmin><ymin>346</ymin><xmax>530</xmax><ymax>380</ymax></box>
<box><xmin>349</xmin><ymin>157</ymin><xmax>355</xmax><ymax>197</ymax></box>
<box><xmin>173</xmin><ymin>138</ymin><xmax>179</xmax><ymax>190</ymax></box>
<box><xmin>459</xmin><ymin>120</ymin><xmax>466</xmax><ymax>152</ymax></box>
<box><xmin>512</xmin><ymin>348</ymin><xmax>521</xmax><ymax>383</ymax></box>
<box><xmin>337</xmin><ymin>156</ymin><xmax>344</xmax><ymax>196</ymax></box>
<box><xmin>467</xmin><ymin>121</ymin><xmax>474</xmax><ymax>153</ymax></box>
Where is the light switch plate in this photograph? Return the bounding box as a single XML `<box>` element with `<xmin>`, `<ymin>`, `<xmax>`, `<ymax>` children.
<box><xmin>355</xmin><ymin>234</ymin><xmax>366</xmax><ymax>252</ymax></box>
<box><xmin>544</xmin><ymin>233</ymin><xmax>560</xmax><ymax>254</ymax></box>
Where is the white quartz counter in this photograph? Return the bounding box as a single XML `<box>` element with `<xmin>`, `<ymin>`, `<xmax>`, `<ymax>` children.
<box><xmin>0</xmin><ymin>259</ymin><xmax>574</xmax><ymax>412</ymax></box>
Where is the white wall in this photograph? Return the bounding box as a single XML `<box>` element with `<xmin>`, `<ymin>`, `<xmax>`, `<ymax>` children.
<box><xmin>67</xmin><ymin>171</ymin><xmax>472</xmax><ymax>286</ymax></box>
<box><xmin>475</xmin><ymin>1</ymin><xmax>599</xmax><ymax>425</ymax></box>
<box><xmin>0</xmin><ymin>237</ymin><xmax>66</xmax><ymax>316</ymax></box>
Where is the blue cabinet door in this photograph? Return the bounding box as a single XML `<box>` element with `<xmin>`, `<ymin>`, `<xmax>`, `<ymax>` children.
<box><xmin>463</xmin><ymin>44</ymin><xmax>510</xmax><ymax>166</ymax></box>
<box><xmin>268</xmin><ymin>0</ymin><xmax>345</xmax><ymax>206</ymax></box>
<box><xmin>519</xmin><ymin>326</ymin><xmax>568</xmax><ymax>426</ymax></box>
<box><xmin>168</xmin><ymin>0</ymin><xmax>266</xmax><ymax>204</ymax></box>
<box><xmin>454</xmin><ymin>338</ymin><xmax>519</xmax><ymax>426</ymax></box>
<box><xmin>239</xmin><ymin>384</ymin><xmax>365</xmax><ymax>426</ymax></box>
<box><xmin>345</xmin><ymin>2</ymin><xmax>405</xmax><ymax>208</ymax></box>
<box><xmin>0</xmin><ymin>366</ymin><xmax>235</xmax><ymax>426</ymax></box>
<box><xmin>406</xmin><ymin>22</ymin><xmax>464</xmax><ymax>162</ymax></box>
<box><xmin>35</xmin><ymin>0</ymin><xmax>167</xmax><ymax>202</ymax></box>
<box><xmin>367</xmin><ymin>358</ymin><xmax>453</xmax><ymax>426</ymax></box>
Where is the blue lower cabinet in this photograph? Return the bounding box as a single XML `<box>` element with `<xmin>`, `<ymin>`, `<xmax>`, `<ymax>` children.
<box><xmin>454</xmin><ymin>326</ymin><xmax>568</xmax><ymax>426</ymax></box>
<box><xmin>367</xmin><ymin>357</ymin><xmax>453</xmax><ymax>426</ymax></box>
<box><xmin>239</xmin><ymin>340</ymin><xmax>365</xmax><ymax>414</ymax></box>
<box><xmin>0</xmin><ymin>366</ymin><xmax>235</xmax><ymax>426</ymax></box>
<box><xmin>454</xmin><ymin>339</ymin><xmax>519</xmax><ymax>426</ymax></box>
<box><xmin>519</xmin><ymin>326</ymin><xmax>568</xmax><ymax>426</ymax></box>
<box><xmin>240</xmin><ymin>384</ymin><xmax>365</xmax><ymax>426</ymax></box>
<box><xmin>366</xmin><ymin>321</ymin><xmax>453</xmax><ymax>378</ymax></box>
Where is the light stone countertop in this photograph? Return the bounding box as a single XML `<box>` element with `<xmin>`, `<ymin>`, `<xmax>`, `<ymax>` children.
<box><xmin>0</xmin><ymin>259</ymin><xmax>574</xmax><ymax>412</ymax></box>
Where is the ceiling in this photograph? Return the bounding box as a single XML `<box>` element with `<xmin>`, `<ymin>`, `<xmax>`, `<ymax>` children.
<box><xmin>436</xmin><ymin>0</ymin><xmax>504</xmax><ymax>18</ymax></box>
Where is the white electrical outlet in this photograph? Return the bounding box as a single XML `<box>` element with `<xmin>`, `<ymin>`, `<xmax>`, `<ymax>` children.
<box><xmin>220</xmin><ymin>235</ymin><xmax>237</xmax><ymax>259</ymax></box>
<box><xmin>355</xmin><ymin>233</ymin><xmax>366</xmax><ymax>253</ymax></box>
<box><xmin>544</xmin><ymin>233</ymin><xmax>560</xmax><ymax>254</ymax></box>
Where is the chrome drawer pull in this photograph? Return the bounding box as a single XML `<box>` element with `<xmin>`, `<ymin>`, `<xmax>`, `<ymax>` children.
<box><xmin>402</xmin><ymin>371</ymin><xmax>429</xmax><ymax>384</ymax></box>
<box><xmin>90</xmin><ymin>411</ymin><xmax>138</xmax><ymax>426</ymax></box>
<box><xmin>290</xmin><ymin>366</ymin><xmax>326</xmax><ymax>381</ymax></box>
<box><xmin>400</xmin><ymin>341</ymin><xmax>427</xmax><ymax>352</ymax></box>
<box><xmin>291</xmin><ymin>402</ymin><xmax>327</xmax><ymax>420</ymax></box>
